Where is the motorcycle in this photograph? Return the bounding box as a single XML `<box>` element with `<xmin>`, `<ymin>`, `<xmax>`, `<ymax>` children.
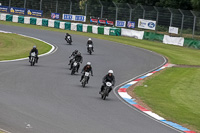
<box><xmin>81</xmin><ymin>72</ymin><xmax>90</xmax><ymax>87</ymax></box>
<box><xmin>101</xmin><ymin>82</ymin><xmax>112</xmax><ymax>100</ymax></box>
<box><xmin>68</xmin><ymin>56</ymin><xmax>75</xmax><ymax>66</ymax></box>
<box><xmin>65</xmin><ymin>36</ymin><xmax>72</xmax><ymax>45</ymax></box>
<box><xmin>30</xmin><ymin>52</ymin><xmax>36</xmax><ymax>66</ymax></box>
<box><xmin>88</xmin><ymin>44</ymin><xmax>93</xmax><ymax>55</ymax></box>
<box><xmin>71</xmin><ymin>61</ymin><xmax>79</xmax><ymax>75</ymax></box>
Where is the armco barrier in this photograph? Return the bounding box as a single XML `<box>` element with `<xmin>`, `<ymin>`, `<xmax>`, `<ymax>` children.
<box><xmin>0</xmin><ymin>13</ymin><xmax>200</xmax><ymax>49</ymax></box>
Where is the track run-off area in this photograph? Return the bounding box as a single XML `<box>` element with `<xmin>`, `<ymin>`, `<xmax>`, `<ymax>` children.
<box><xmin>0</xmin><ymin>24</ymin><xmax>190</xmax><ymax>133</ymax></box>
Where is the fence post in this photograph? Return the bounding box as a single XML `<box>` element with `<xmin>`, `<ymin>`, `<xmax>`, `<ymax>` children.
<box><xmin>99</xmin><ymin>0</ymin><xmax>103</xmax><ymax>18</ymax></box>
<box><xmin>154</xmin><ymin>6</ymin><xmax>159</xmax><ymax>32</ymax></box>
<box><xmin>179</xmin><ymin>9</ymin><xmax>184</xmax><ymax>36</ymax></box>
<box><xmin>191</xmin><ymin>10</ymin><xmax>196</xmax><ymax>39</ymax></box>
<box><xmin>127</xmin><ymin>3</ymin><xmax>132</xmax><ymax>21</ymax></box>
<box><xmin>69</xmin><ymin>0</ymin><xmax>72</xmax><ymax>14</ymax></box>
<box><xmin>40</xmin><ymin>0</ymin><xmax>42</xmax><ymax>10</ymax></box>
<box><xmin>85</xmin><ymin>3</ymin><xmax>87</xmax><ymax>16</ymax></box>
<box><xmin>140</xmin><ymin>5</ymin><xmax>145</xmax><ymax>19</ymax></box>
<box><xmin>113</xmin><ymin>2</ymin><xmax>118</xmax><ymax>21</ymax></box>
<box><xmin>9</xmin><ymin>0</ymin><xmax>11</xmax><ymax>8</ymax></box>
<box><xmin>24</xmin><ymin>0</ymin><xmax>26</xmax><ymax>9</ymax></box>
<box><xmin>168</xmin><ymin>8</ymin><xmax>173</xmax><ymax>26</ymax></box>
<box><xmin>56</xmin><ymin>0</ymin><xmax>58</xmax><ymax>13</ymax></box>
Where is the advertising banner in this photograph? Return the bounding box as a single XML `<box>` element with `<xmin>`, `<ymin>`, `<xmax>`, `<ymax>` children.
<box><xmin>10</xmin><ymin>7</ymin><xmax>26</xmax><ymax>15</ymax></box>
<box><xmin>98</xmin><ymin>19</ymin><xmax>106</xmax><ymax>24</ymax></box>
<box><xmin>74</xmin><ymin>15</ymin><xmax>86</xmax><ymax>22</ymax></box>
<box><xmin>106</xmin><ymin>20</ymin><xmax>114</xmax><ymax>26</ymax></box>
<box><xmin>27</xmin><ymin>9</ymin><xmax>43</xmax><ymax>17</ymax></box>
<box><xmin>51</xmin><ymin>13</ymin><xmax>60</xmax><ymax>19</ymax></box>
<box><xmin>115</xmin><ymin>20</ymin><xmax>126</xmax><ymax>27</ymax></box>
<box><xmin>163</xmin><ymin>35</ymin><xmax>184</xmax><ymax>46</ymax></box>
<box><xmin>63</xmin><ymin>14</ymin><xmax>86</xmax><ymax>22</ymax></box>
<box><xmin>62</xmin><ymin>14</ymin><xmax>73</xmax><ymax>21</ymax></box>
<box><xmin>138</xmin><ymin>19</ymin><xmax>156</xmax><ymax>30</ymax></box>
<box><xmin>169</xmin><ymin>26</ymin><xmax>179</xmax><ymax>34</ymax></box>
<box><xmin>0</xmin><ymin>6</ymin><xmax>9</xmax><ymax>13</ymax></box>
<box><xmin>90</xmin><ymin>18</ymin><xmax>98</xmax><ymax>23</ymax></box>
<box><xmin>127</xmin><ymin>21</ymin><xmax>135</xmax><ymax>28</ymax></box>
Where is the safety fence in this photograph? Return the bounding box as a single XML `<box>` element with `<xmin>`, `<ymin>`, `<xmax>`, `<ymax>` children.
<box><xmin>0</xmin><ymin>0</ymin><xmax>200</xmax><ymax>39</ymax></box>
<box><xmin>0</xmin><ymin>13</ymin><xmax>200</xmax><ymax>49</ymax></box>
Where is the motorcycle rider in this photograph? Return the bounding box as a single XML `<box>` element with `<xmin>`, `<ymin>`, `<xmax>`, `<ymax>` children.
<box><xmin>99</xmin><ymin>70</ymin><xmax>115</xmax><ymax>95</ymax></box>
<box><xmin>29</xmin><ymin>46</ymin><xmax>38</xmax><ymax>63</ymax></box>
<box><xmin>87</xmin><ymin>38</ymin><xmax>94</xmax><ymax>52</ymax></box>
<box><xmin>80</xmin><ymin>62</ymin><xmax>93</xmax><ymax>83</ymax></box>
<box><xmin>70</xmin><ymin>52</ymin><xmax>83</xmax><ymax>72</ymax></box>
<box><xmin>65</xmin><ymin>33</ymin><xmax>72</xmax><ymax>42</ymax></box>
<box><xmin>68</xmin><ymin>49</ymin><xmax>78</xmax><ymax>65</ymax></box>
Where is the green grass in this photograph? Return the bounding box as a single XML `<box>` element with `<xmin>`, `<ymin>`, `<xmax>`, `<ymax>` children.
<box><xmin>1</xmin><ymin>21</ymin><xmax>200</xmax><ymax>65</ymax></box>
<box><xmin>0</xmin><ymin>32</ymin><xmax>52</xmax><ymax>61</ymax></box>
<box><xmin>134</xmin><ymin>67</ymin><xmax>200</xmax><ymax>131</ymax></box>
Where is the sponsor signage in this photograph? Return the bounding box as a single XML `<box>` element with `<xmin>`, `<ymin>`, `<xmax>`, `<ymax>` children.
<box><xmin>98</xmin><ymin>19</ymin><xmax>106</xmax><ymax>24</ymax></box>
<box><xmin>115</xmin><ymin>20</ymin><xmax>126</xmax><ymax>27</ymax></box>
<box><xmin>127</xmin><ymin>21</ymin><xmax>135</xmax><ymax>28</ymax></box>
<box><xmin>63</xmin><ymin>14</ymin><xmax>86</xmax><ymax>22</ymax></box>
<box><xmin>106</xmin><ymin>20</ymin><xmax>114</xmax><ymax>26</ymax></box>
<box><xmin>51</xmin><ymin>13</ymin><xmax>60</xmax><ymax>19</ymax></box>
<box><xmin>27</xmin><ymin>9</ymin><xmax>43</xmax><ymax>17</ymax></box>
<box><xmin>62</xmin><ymin>14</ymin><xmax>73</xmax><ymax>21</ymax></box>
<box><xmin>10</xmin><ymin>7</ymin><xmax>26</xmax><ymax>15</ymax></box>
<box><xmin>0</xmin><ymin>5</ymin><xmax>9</xmax><ymax>13</ymax></box>
<box><xmin>74</xmin><ymin>15</ymin><xmax>86</xmax><ymax>22</ymax></box>
<box><xmin>90</xmin><ymin>18</ymin><xmax>98</xmax><ymax>23</ymax></box>
<box><xmin>138</xmin><ymin>19</ymin><xmax>156</xmax><ymax>30</ymax></box>
<box><xmin>169</xmin><ymin>26</ymin><xmax>179</xmax><ymax>34</ymax></box>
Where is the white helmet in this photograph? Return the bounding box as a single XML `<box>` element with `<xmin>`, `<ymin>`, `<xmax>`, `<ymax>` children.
<box><xmin>108</xmin><ymin>70</ymin><xmax>113</xmax><ymax>74</ymax></box>
<box><xmin>87</xmin><ymin>62</ymin><xmax>91</xmax><ymax>65</ymax></box>
<box><xmin>88</xmin><ymin>38</ymin><xmax>92</xmax><ymax>41</ymax></box>
<box><xmin>33</xmin><ymin>45</ymin><xmax>36</xmax><ymax>48</ymax></box>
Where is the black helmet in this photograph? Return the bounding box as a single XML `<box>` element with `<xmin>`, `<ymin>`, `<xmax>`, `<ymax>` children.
<box><xmin>75</xmin><ymin>49</ymin><xmax>78</xmax><ymax>53</ymax></box>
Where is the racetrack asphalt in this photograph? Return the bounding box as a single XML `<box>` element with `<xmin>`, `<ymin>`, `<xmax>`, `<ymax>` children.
<box><xmin>0</xmin><ymin>24</ymin><xmax>180</xmax><ymax>133</ymax></box>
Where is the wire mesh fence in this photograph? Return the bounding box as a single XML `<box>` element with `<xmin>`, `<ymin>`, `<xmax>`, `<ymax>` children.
<box><xmin>0</xmin><ymin>0</ymin><xmax>200</xmax><ymax>38</ymax></box>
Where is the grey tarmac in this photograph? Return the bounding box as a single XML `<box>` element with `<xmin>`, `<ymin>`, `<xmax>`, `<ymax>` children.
<box><xmin>0</xmin><ymin>24</ymin><xmax>180</xmax><ymax>133</ymax></box>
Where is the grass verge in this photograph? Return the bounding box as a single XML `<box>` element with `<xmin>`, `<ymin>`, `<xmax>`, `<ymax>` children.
<box><xmin>0</xmin><ymin>32</ymin><xmax>52</xmax><ymax>61</ymax></box>
<box><xmin>0</xmin><ymin>21</ymin><xmax>200</xmax><ymax>131</ymax></box>
<box><xmin>0</xmin><ymin>21</ymin><xmax>200</xmax><ymax>65</ymax></box>
<box><xmin>134</xmin><ymin>67</ymin><xmax>200</xmax><ymax>132</ymax></box>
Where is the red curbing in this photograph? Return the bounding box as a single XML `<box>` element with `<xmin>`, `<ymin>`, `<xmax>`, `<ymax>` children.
<box><xmin>132</xmin><ymin>104</ymin><xmax>149</xmax><ymax>111</ymax></box>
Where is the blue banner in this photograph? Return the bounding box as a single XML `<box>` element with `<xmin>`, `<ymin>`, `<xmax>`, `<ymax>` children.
<box><xmin>51</xmin><ymin>13</ymin><xmax>60</xmax><ymax>19</ymax></box>
<box><xmin>27</xmin><ymin>9</ymin><xmax>43</xmax><ymax>17</ymax></box>
<box><xmin>0</xmin><ymin>6</ymin><xmax>9</xmax><ymax>13</ymax></box>
<box><xmin>115</xmin><ymin>20</ymin><xmax>126</xmax><ymax>27</ymax></box>
<box><xmin>127</xmin><ymin>21</ymin><xmax>135</xmax><ymax>28</ymax></box>
<box><xmin>62</xmin><ymin>14</ymin><xmax>86</xmax><ymax>22</ymax></box>
<box><xmin>74</xmin><ymin>15</ymin><xmax>86</xmax><ymax>22</ymax></box>
<box><xmin>10</xmin><ymin>7</ymin><xmax>26</xmax><ymax>15</ymax></box>
<box><xmin>62</xmin><ymin>14</ymin><xmax>73</xmax><ymax>21</ymax></box>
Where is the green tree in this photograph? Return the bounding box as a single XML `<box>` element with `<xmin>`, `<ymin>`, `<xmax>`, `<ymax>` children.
<box><xmin>191</xmin><ymin>0</ymin><xmax>200</xmax><ymax>10</ymax></box>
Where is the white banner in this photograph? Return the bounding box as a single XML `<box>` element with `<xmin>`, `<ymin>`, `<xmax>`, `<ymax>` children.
<box><xmin>48</xmin><ymin>19</ymin><xmax>55</xmax><ymax>27</ymax></box>
<box><xmin>115</xmin><ymin>20</ymin><xmax>126</xmax><ymax>27</ymax></box>
<box><xmin>83</xmin><ymin>24</ymin><xmax>88</xmax><ymax>32</ymax></box>
<box><xmin>24</xmin><ymin>17</ymin><xmax>31</xmax><ymax>24</ymax></box>
<box><xmin>59</xmin><ymin>22</ymin><xmax>65</xmax><ymax>29</ymax></box>
<box><xmin>62</xmin><ymin>14</ymin><xmax>86</xmax><ymax>22</ymax></box>
<box><xmin>163</xmin><ymin>35</ymin><xmax>184</xmax><ymax>46</ymax></box>
<box><xmin>36</xmin><ymin>18</ymin><xmax>42</xmax><ymax>26</ymax></box>
<box><xmin>121</xmin><ymin>28</ymin><xmax>144</xmax><ymax>40</ymax></box>
<box><xmin>104</xmin><ymin>27</ymin><xmax>110</xmax><ymax>35</ymax></box>
<box><xmin>12</xmin><ymin>15</ymin><xmax>19</xmax><ymax>23</ymax></box>
<box><xmin>138</xmin><ymin>19</ymin><xmax>156</xmax><ymax>30</ymax></box>
<box><xmin>92</xmin><ymin>25</ymin><xmax>99</xmax><ymax>34</ymax></box>
<box><xmin>169</xmin><ymin>26</ymin><xmax>179</xmax><ymax>34</ymax></box>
